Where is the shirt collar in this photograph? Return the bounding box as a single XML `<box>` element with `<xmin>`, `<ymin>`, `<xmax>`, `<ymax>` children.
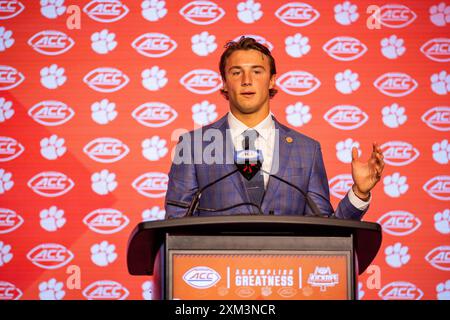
<box><xmin>227</xmin><ymin>111</ymin><xmax>274</xmax><ymax>141</ymax></box>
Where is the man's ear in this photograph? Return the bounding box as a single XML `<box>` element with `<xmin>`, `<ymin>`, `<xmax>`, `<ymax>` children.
<box><xmin>269</xmin><ymin>74</ymin><xmax>276</xmax><ymax>89</ymax></box>
<box><xmin>222</xmin><ymin>82</ymin><xmax>228</xmax><ymax>92</ymax></box>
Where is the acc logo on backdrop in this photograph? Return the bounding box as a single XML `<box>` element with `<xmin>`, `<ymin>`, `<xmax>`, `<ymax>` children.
<box><xmin>83</xmin><ymin>137</ymin><xmax>129</xmax><ymax>163</ymax></box>
<box><xmin>425</xmin><ymin>246</ymin><xmax>450</xmax><ymax>271</ymax></box>
<box><xmin>276</xmin><ymin>71</ymin><xmax>320</xmax><ymax>96</ymax></box>
<box><xmin>27</xmin><ymin>243</ymin><xmax>74</xmax><ymax>269</ymax></box>
<box><xmin>329</xmin><ymin>174</ymin><xmax>353</xmax><ymax>199</ymax></box>
<box><xmin>28</xmin><ymin>101</ymin><xmax>74</xmax><ymax>126</ymax></box>
<box><xmin>28</xmin><ymin>171</ymin><xmax>74</xmax><ymax>197</ymax></box>
<box><xmin>132</xmin><ymin>102</ymin><xmax>178</xmax><ymax>128</ymax></box>
<box><xmin>83</xmin><ymin>209</ymin><xmax>129</xmax><ymax>234</ymax></box>
<box><xmin>0</xmin><ymin>281</ymin><xmax>22</xmax><ymax>300</ymax></box>
<box><xmin>420</xmin><ymin>38</ymin><xmax>450</xmax><ymax>62</ymax></box>
<box><xmin>83</xmin><ymin>67</ymin><xmax>129</xmax><ymax>93</ymax></box>
<box><xmin>132</xmin><ymin>33</ymin><xmax>177</xmax><ymax>58</ymax></box>
<box><xmin>28</xmin><ymin>30</ymin><xmax>75</xmax><ymax>55</ymax></box>
<box><xmin>378</xmin><ymin>281</ymin><xmax>423</xmax><ymax>300</ymax></box>
<box><xmin>179</xmin><ymin>1</ymin><xmax>225</xmax><ymax>25</ymax></box>
<box><xmin>0</xmin><ymin>1</ymin><xmax>25</xmax><ymax>20</ymax></box>
<box><xmin>82</xmin><ymin>280</ymin><xmax>129</xmax><ymax>300</ymax></box>
<box><xmin>132</xmin><ymin>172</ymin><xmax>168</xmax><ymax>198</ymax></box>
<box><xmin>322</xmin><ymin>36</ymin><xmax>367</xmax><ymax>61</ymax></box>
<box><xmin>373</xmin><ymin>72</ymin><xmax>418</xmax><ymax>97</ymax></box>
<box><xmin>0</xmin><ymin>66</ymin><xmax>25</xmax><ymax>90</ymax></box>
<box><xmin>83</xmin><ymin>0</ymin><xmax>129</xmax><ymax>23</ymax></box>
<box><xmin>376</xmin><ymin>4</ymin><xmax>417</xmax><ymax>28</ymax></box>
<box><xmin>180</xmin><ymin>69</ymin><xmax>222</xmax><ymax>94</ymax></box>
<box><xmin>377</xmin><ymin>211</ymin><xmax>421</xmax><ymax>236</ymax></box>
<box><xmin>0</xmin><ymin>208</ymin><xmax>23</xmax><ymax>234</ymax></box>
<box><xmin>183</xmin><ymin>266</ymin><xmax>221</xmax><ymax>289</ymax></box>
<box><xmin>0</xmin><ymin>136</ymin><xmax>24</xmax><ymax>162</ymax></box>
<box><xmin>421</xmin><ymin>106</ymin><xmax>450</xmax><ymax>131</ymax></box>
<box><xmin>323</xmin><ymin>105</ymin><xmax>368</xmax><ymax>130</ymax></box>
<box><xmin>381</xmin><ymin>141</ymin><xmax>420</xmax><ymax>166</ymax></box>
<box><xmin>233</xmin><ymin>34</ymin><xmax>273</xmax><ymax>51</ymax></box>
<box><xmin>275</xmin><ymin>2</ymin><xmax>320</xmax><ymax>27</ymax></box>
<box><xmin>423</xmin><ymin>176</ymin><xmax>450</xmax><ymax>200</ymax></box>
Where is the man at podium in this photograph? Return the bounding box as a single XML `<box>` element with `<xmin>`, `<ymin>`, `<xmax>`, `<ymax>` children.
<box><xmin>165</xmin><ymin>37</ymin><xmax>384</xmax><ymax>220</ymax></box>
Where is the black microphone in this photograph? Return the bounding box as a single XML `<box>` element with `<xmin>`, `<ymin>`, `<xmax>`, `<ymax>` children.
<box><xmin>166</xmin><ymin>168</ymin><xmax>263</xmax><ymax>217</ymax></box>
<box><xmin>259</xmin><ymin>168</ymin><xmax>330</xmax><ymax>218</ymax></box>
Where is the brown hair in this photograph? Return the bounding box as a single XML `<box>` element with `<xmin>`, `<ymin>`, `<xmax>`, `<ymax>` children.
<box><xmin>219</xmin><ymin>36</ymin><xmax>277</xmax><ymax>99</ymax></box>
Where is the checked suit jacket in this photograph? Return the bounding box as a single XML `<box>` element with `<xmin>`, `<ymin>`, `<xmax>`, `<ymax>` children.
<box><xmin>165</xmin><ymin>114</ymin><xmax>366</xmax><ymax>220</ymax></box>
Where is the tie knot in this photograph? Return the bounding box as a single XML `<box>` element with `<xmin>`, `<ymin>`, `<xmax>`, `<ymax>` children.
<box><xmin>242</xmin><ymin>129</ymin><xmax>258</xmax><ymax>149</ymax></box>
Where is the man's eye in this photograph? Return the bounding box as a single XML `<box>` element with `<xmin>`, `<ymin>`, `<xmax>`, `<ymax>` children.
<box><xmin>232</xmin><ymin>71</ymin><xmax>240</xmax><ymax>76</ymax></box>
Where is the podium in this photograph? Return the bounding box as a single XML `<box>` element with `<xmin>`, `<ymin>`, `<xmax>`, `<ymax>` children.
<box><xmin>127</xmin><ymin>215</ymin><xmax>381</xmax><ymax>300</ymax></box>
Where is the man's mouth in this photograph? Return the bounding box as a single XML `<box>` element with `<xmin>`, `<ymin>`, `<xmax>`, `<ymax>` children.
<box><xmin>240</xmin><ymin>92</ymin><xmax>255</xmax><ymax>97</ymax></box>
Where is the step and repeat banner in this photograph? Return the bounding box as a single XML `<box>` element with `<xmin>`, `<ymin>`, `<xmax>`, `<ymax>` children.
<box><xmin>0</xmin><ymin>0</ymin><xmax>449</xmax><ymax>300</ymax></box>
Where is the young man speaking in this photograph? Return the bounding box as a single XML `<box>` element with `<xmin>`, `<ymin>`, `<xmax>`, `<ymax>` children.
<box><xmin>165</xmin><ymin>37</ymin><xmax>384</xmax><ymax>220</ymax></box>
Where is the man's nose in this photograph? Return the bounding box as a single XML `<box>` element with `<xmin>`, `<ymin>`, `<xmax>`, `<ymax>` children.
<box><xmin>241</xmin><ymin>71</ymin><xmax>252</xmax><ymax>86</ymax></box>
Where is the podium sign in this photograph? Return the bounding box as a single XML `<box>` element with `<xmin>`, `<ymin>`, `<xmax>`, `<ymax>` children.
<box><xmin>127</xmin><ymin>216</ymin><xmax>382</xmax><ymax>300</ymax></box>
<box><xmin>171</xmin><ymin>251</ymin><xmax>350</xmax><ymax>300</ymax></box>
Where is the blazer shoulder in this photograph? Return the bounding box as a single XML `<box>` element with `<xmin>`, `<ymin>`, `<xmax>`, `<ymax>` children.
<box><xmin>277</xmin><ymin>121</ymin><xmax>321</xmax><ymax>149</ymax></box>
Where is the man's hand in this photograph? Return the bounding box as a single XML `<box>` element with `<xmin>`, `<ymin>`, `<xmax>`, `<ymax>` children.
<box><xmin>351</xmin><ymin>142</ymin><xmax>385</xmax><ymax>200</ymax></box>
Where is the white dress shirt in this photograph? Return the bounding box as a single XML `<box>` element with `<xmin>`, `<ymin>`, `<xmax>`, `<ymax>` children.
<box><xmin>227</xmin><ymin>111</ymin><xmax>370</xmax><ymax>211</ymax></box>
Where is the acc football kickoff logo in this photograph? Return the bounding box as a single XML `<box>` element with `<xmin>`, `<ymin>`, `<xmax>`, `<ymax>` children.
<box><xmin>83</xmin><ymin>67</ymin><xmax>129</xmax><ymax>93</ymax></box>
<box><xmin>27</xmin><ymin>243</ymin><xmax>74</xmax><ymax>269</ymax></box>
<box><xmin>83</xmin><ymin>209</ymin><xmax>129</xmax><ymax>234</ymax></box>
<box><xmin>425</xmin><ymin>246</ymin><xmax>450</xmax><ymax>271</ymax></box>
<box><xmin>183</xmin><ymin>266</ymin><xmax>221</xmax><ymax>289</ymax></box>
<box><xmin>378</xmin><ymin>211</ymin><xmax>421</xmax><ymax>236</ymax></box>
<box><xmin>132</xmin><ymin>172</ymin><xmax>168</xmax><ymax>198</ymax></box>
<box><xmin>28</xmin><ymin>171</ymin><xmax>74</xmax><ymax>197</ymax></box>
<box><xmin>0</xmin><ymin>1</ymin><xmax>25</xmax><ymax>20</ymax></box>
<box><xmin>0</xmin><ymin>281</ymin><xmax>22</xmax><ymax>300</ymax></box>
<box><xmin>423</xmin><ymin>176</ymin><xmax>450</xmax><ymax>200</ymax></box>
<box><xmin>420</xmin><ymin>38</ymin><xmax>450</xmax><ymax>62</ymax></box>
<box><xmin>82</xmin><ymin>280</ymin><xmax>129</xmax><ymax>300</ymax></box>
<box><xmin>83</xmin><ymin>137</ymin><xmax>130</xmax><ymax>163</ymax></box>
<box><xmin>381</xmin><ymin>141</ymin><xmax>420</xmax><ymax>166</ymax></box>
<box><xmin>421</xmin><ymin>107</ymin><xmax>450</xmax><ymax>131</ymax></box>
<box><xmin>275</xmin><ymin>2</ymin><xmax>320</xmax><ymax>27</ymax></box>
<box><xmin>0</xmin><ymin>136</ymin><xmax>24</xmax><ymax>162</ymax></box>
<box><xmin>83</xmin><ymin>0</ymin><xmax>129</xmax><ymax>23</ymax></box>
<box><xmin>276</xmin><ymin>71</ymin><xmax>320</xmax><ymax>96</ymax></box>
<box><xmin>28</xmin><ymin>100</ymin><xmax>75</xmax><ymax>126</ymax></box>
<box><xmin>0</xmin><ymin>208</ymin><xmax>23</xmax><ymax>234</ymax></box>
<box><xmin>323</xmin><ymin>105</ymin><xmax>368</xmax><ymax>130</ymax></box>
<box><xmin>376</xmin><ymin>4</ymin><xmax>417</xmax><ymax>29</ymax></box>
<box><xmin>28</xmin><ymin>30</ymin><xmax>75</xmax><ymax>56</ymax></box>
<box><xmin>379</xmin><ymin>281</ymin><xmax>423</xmax><ymax>300</ymax></box>
<box><xmin>180</xmin><ymin>69</ymin><xmax>222</xmax><ymax>94</ymax></box>
<box><xmin>374</xmin><ymin>72</ymin><xmax>418</xmax><ymax>97</ymax></box>
<box><xmin>0</xmin><ymin>65</ymin><xmax>25</xmax><ymax>90</ymax></box>
<box><xmin>132</xmin><ymin>102</ymin><xmax>178</xmax><ymax>128</ymax></box>
<box><xmin>132</xmin><ymin>33</ymin><xmax>177</xmax><ymax>58</ymax></box>
<box><xmin>322</xmin><ymin>36</ymin><xmax>367</xmax><ymax>61</ymax></box>
<box><xmin>329</xmin><ymin>174</ymin><xmax>353</xmax><ymax>199</ymax></box>
<box><xmin>179</xmin><ymin>1</ymin><xmax>225</xmax><ymax>25</ymax></box>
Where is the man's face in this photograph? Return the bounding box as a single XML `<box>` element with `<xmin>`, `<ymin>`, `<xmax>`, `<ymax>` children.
<box><xmin>222</xmin><ymin>49</ymin><xmax>276</xmax><ymax>115</ymax></box>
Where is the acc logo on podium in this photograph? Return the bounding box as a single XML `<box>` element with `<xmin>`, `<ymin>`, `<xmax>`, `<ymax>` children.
<box><xmin>183</xmin><ymin>266</ymin><xmax>221</xmax><ymax>289</ymax></box>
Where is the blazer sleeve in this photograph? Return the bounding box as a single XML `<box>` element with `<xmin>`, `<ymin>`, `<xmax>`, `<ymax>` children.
<box><xmin>164</xmin><ymin>134</ymin><xmax>199</xmax><ymax>219</ymax></box>
<box><xmin>307</xmin><ymin>142</ymin><xmax>367</xmax><ymax>220</ymax></box>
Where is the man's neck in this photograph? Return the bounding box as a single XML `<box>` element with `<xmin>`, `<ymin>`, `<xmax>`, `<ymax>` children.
<box><xmin>229</xmin><ymin>106</ymin><xmax>270</xmax><ymax>128</ymax></box>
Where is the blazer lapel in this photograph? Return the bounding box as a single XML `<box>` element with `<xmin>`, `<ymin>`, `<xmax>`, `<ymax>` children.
<box><xmin>261</xmin><ymin>117</ymin><xmax>294</xmax><ymax>213</ymax></box>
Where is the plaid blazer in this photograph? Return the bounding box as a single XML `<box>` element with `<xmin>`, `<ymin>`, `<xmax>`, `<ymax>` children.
<box><xmin>165</xmin><ymin>114</ymin><xmax>366</xmax><ymax>220</ymax></box>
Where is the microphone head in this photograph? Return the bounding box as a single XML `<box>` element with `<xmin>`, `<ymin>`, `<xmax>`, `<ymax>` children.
<box><xmin>234</xmin><ymin>149</ymin><xmax>263</xmax><ymax>180</ymax></box>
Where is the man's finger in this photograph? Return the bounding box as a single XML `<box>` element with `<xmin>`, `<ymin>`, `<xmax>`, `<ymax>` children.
<box><xmin>352</xmin><ymin>146</ymin><xmax>359</xmax><ymax>161</ymax></box>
